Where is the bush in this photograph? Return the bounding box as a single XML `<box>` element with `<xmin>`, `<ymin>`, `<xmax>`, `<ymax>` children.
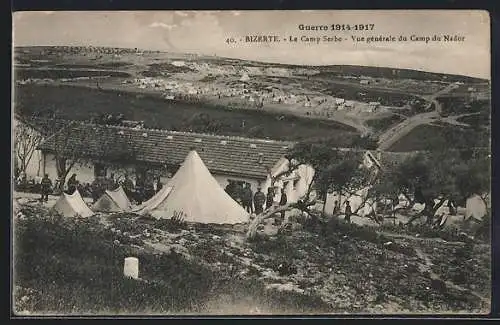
<box><xmin>153</xmin><ymin>211</ymin><xmax>188</xmax><ymax>233</ymax></box>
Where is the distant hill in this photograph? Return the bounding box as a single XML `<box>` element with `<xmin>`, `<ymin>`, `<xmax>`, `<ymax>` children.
<box><xmin>14</xmin><ymin>46</ymin><xmax>488</xmax><ymax>84</ymax></box>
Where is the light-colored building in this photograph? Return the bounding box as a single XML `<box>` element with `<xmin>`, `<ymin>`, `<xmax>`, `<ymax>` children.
<box><xmin>13</xmin><ymin>116</ymin><xmax>68</xmax><ymax>180</ymax></box>
<box><xmin>36</xmin><ymin>123</ymin><xmax>315</xmax><ymax>204</ymax></box>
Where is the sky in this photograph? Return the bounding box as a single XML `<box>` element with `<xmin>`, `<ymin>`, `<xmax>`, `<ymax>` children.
<box><xmin>13</xmin><ymin>10</ymin><xmax>490</xmax><ymax>79</ymax></box>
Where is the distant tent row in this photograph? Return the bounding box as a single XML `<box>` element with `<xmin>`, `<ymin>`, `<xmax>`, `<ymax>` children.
<box><xmin>51</xmin><ymin>150</ymin><xmax>250</xmax><ymax>225</ymax></box>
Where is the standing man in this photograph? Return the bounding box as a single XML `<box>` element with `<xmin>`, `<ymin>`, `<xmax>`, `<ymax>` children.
<box><xmin>332</xmin><ymin>200</ymin><xmax>340</xmax><ymax>216</ymax></box>
<box><xmin>122</xmin><ymin>174</ymin><xmax>135</xmax><ymax>196</ymax></box>
<box><xmin>345</xmin><ymin>201</ymin><xmax>352</xmax><ymax>223</ymax></box>
<box><xmin>40</xmin><ymin>174</ymin><xmax>52</xmax><ymax>203</ymax></box>
<box><xmin>278</xmin><ymin>187</ymin><xmax>288</xmax><ymax>224</ymax></box>
<box><xmin>67</xmin><ymin>173</ymin><xmax>78</xmax><ymax>194</ymax></box>
<box><xmin>253</xmin><ymin>187</ymin><xmax>266</xmax><ymax>215</ymax></box>
<box><xmin>242</xmin><ymin>183</ymin><xmax>254</xmax><ymax>213</ymax></box>
<box><xmin>266</xmin><ymin>187</ymin><xmax>275</xmax><ymax>210</ymax></box>
<box><xmin>225</xmin><ymin>180</ymin><xmax>236</xmax><ymax>200</ymax></box>
<box><xmin>107</xmin><ymin>173</ymin><xmax>117</xmax><ymax>190</ymax></box>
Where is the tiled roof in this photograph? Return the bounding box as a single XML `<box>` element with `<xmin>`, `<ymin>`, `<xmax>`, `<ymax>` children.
<box><xmin>38</xmin><ymin>123</ymin><xmax>294</xmax><ymax>180</ymax></box>
<box><xmin>15</xmin><ymin>116</ymin><xmax>71</xmax><ymax>137</ymax></box>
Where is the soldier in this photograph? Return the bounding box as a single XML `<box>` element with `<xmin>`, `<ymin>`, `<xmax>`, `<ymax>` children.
<box><xmin>345</xmin><ymin>201</ymin><xmax>352</xmax><ymax>223</ymax></box>
<box><xmin>66</xmin><ymin>174</ymin><xmax>78</xmax><ymax>194</ymax></box>
<box><xmin>242</xmin><ymin>183</ymin><xmax>254</xmax><ymax>213</ymax></box>
<box><xmin>107</xmin><ymin>173</ymin><xmax>117</xmax><ymax>190</ymax></box>
<box><xmin>278</xmin><ymin>187</ymin><xmax>288</xmax><ymax>224</ymax></box>
<box><xmin>40</xmin><ymin>174</ymin><xmax>52</xmax><ymax>202</ymax></box>
<box><xmin>91</xmin><ymin>177</ymin><xmax>103</xmax><ymax>203</ymax></box>
<box><xmin>253</xmin><ymin>187</ymin><xmax>266</xmax><ymax>215</ymax></box>
<box><xmin>122</xmin><ymin>174</ymin><xmax>135</xmax><ymax>195</ymax></box>
<box><xmin>332</xmin><ymin>200</ymin><xmax>340</xmax><ymax>216</ymax></box>
<box><xmin>225</xmin><ymin>180</ymin><xmax>235</xmax><ymax>199</ymax></box>
<box><xmin>266</xmin><ymin>187</ymin><xmax>275</xmax><ymax>210</ymax></box>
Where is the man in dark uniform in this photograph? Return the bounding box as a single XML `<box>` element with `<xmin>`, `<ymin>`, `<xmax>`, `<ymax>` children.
<box><xmin>266</xmin><ymin>187</ymin><xmax>275</xmax><ymax>210</ymax></box>
<box><xmin>278</xmin><ymin>187</ymin><xmax>288</xmax><ymax>224</ymax></box>
<box><xmin>345</xmin><ymin>201</ymin><xmax>352</xmax><ymax>223</ymax></box>
<box><xmin>67</xmin><ymin>174</ymin><xmax>78</xmax><ymax>194</ymax></box>
<box><xmin>253</xmin><ymin>187</ymin><xmax>266</xmax><ymax>215</ymax></box>
<box><xmin>242</xmin><ymin>183</ymin><xmax>254</xmax><ymax>213</ymax></box>
<box><xmin>122</xmin><ymin>174</ymin><xmax>135</xmax><ymax>196</ymax></box>
<box><xmin>225</xmin><ymin>180</ymin><xmax>236</xmax><ymax>199</ymax></box>
<box><xmin>332</xmin><ymin>200</ymin><xmax>340</xmax><ymax>216</ymax></box>
<box><xmin>107</xmin><ymin>173</ymin><xmax>117</xmax><ymax>190</ymax></box>
<box><xmin>40</xmin><ymin>174</ymin><xmax>52</xmax><ymax>202</ymax></box>
<box><xmin>91</xmin><ymin>177</ymin><xmax>104</xmax><ymax>203</ymax></box>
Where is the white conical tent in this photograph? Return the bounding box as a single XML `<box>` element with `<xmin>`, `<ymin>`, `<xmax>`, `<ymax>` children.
<box><xmin>93</xmin><ymin>186</ymin><xmax>132</xmax><ymax>212</ymax></box>
<box><xmin>52</xmin><ymin>190</ymin><xmax>94</xmax><ymax>218</ymax></box>
<box><xmin>134</xmin><ymin>150</ymin><xmax>250</xmax><ymax>224</ymax></box>
<box><xmin>465</xmin><ymin>194</ymin><xmax>487</xmax><ymax>221</ymax></box>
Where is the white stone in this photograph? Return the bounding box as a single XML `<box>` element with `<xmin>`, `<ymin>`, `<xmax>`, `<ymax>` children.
<box><xmin>123</xmin><ymin>257</ymin><xmax>139</xmax><ymax>279</ymax></box>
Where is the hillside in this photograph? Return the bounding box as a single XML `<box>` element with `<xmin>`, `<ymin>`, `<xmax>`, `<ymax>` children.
<box><xmin>13</xmin><ymin>203</ymin><xmax>490</xmax><ymax>315</ymax></box>
<box><xmin>13</xmin><ymin>46</ymin><xmax>491</xmax><ymax>151</ymax></box>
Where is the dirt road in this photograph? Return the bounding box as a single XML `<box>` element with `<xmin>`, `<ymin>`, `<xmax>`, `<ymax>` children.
<box><xmin>377</xmin><ymin>84</ymin><xmax>458</xmax><ymax>150</ymax></box>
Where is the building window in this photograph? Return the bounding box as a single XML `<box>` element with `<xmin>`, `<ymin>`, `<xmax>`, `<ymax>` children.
<box><xmin>94</xmin><ymin>163</ymin><xmax>107</xmax><ymax>178</ymax></box>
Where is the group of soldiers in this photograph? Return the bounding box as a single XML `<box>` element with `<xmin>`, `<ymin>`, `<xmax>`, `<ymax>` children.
<box><xmin>225</xmin><ymin>180</ymin><xmax>288</xmax><ymax>224</ymax></box>
<box><xmin>34</xmin><ymin>172</ymin><xmax>163</xmax><ymax>205</ymax></box>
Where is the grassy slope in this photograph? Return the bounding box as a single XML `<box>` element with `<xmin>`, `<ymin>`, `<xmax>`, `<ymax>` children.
<box><xmin>13</xmin><ymin>211</ymin><xmax>330</xmax><ymax>315</ymax></box>
<box><xmin>13</xmin><ymin>205</ymin><xmax>490</xmax><ymax>315</ymax></box>
<box><xmin>388</xmin><ymin>124</ymin><xmax>490</xmax><ymax>152</ymax></box>
<box><xmin>14</xmin><ymin>84</ymin><xmax>358</xmax><ymax>143</ymax></box>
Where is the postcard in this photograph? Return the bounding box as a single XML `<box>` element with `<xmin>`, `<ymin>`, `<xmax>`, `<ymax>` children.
<box><xmin>12</xmin><ymin>10</ymin><xmax>491</xmax><ymax>316</ymax></box>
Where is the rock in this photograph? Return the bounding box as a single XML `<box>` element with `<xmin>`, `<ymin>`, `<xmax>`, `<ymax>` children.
<box><xmin>266</xmin><ymin>282</ymin><xmax>305</xmax><ymax>294</ymax></box>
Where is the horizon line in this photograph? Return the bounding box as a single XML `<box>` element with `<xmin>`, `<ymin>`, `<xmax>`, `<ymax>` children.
<box><xmin>13</xmin><ymin>45</ymin><xmax>490</xmax><ymax>81</ymax></box>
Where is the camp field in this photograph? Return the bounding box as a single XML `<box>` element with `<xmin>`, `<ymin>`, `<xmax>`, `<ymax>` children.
<box><xmin>14</xmin><ymin>84</ymin><xmax>359</xmax><ymax>144</ymax></box>
<box><xmin>12</xmin><ymin>149</ymin><xmax>491</xmax><ymax>315</ymax></box>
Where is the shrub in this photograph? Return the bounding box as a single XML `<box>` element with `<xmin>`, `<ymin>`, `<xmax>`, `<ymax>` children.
<box><xmin>154</xmin><ymin>211</ymin><xmax>188</xmax><ymax>233</ymax></box>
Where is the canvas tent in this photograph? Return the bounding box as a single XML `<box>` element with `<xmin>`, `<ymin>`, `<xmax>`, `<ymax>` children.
<box><xmin>465</xmin><ymin>194</ymin><xmax>487</xmax><ymax>221</ymax></box>
<box><xmin>52</xmin><ymin>190</ymin><xmax>94</xmax><ymax>218</ymax></box>
<box><xmin>240</xmin><ymin>73</ymin><xmax>250</xmax><ymax>82</ymax></box>
<box><xmin>134</xmin><ymin>150</ymin><xmax>250</xmax><ymax>224</ymax></box>
<box><xmin>93</xmin><ymin>186</ymin><xmax>132</xmax><ymax>213</ymax></box>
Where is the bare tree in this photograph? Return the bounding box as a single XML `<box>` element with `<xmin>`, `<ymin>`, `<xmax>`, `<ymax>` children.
<box><xmin>42</xmin><ymin>121</ymin><xmax>139</xmax><ymax>192</ymax></box>
<box><xmin>246</xmin><ymin>145</ymin><xmax>380</xmax><ymax>240</ymax></box>
<box><xmin>14</xmin><ymin>119</ymin><xmax>43</xmax><ymax>176</ymax></box>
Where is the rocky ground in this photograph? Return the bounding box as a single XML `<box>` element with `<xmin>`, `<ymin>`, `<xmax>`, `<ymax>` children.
<box><xmin>13</xmin><ymin>201</ymin><xmax>491</xmax><ymax>315</ymax></box>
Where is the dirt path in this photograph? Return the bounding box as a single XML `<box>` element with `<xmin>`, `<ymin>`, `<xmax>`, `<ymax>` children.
<box><xmin>378</xmin><ymin>230</ymin><xmax>490</xmax><ymax>249</ymax></box>
<box><xmin>376</xmin><ymin>84</ymin><xmax>459</xmax><ymax>150</ymax></box>
<box><xmin>413</xmin><ymin>247</ymin><xmax>490</xmax><ymax>306</ymax></box>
